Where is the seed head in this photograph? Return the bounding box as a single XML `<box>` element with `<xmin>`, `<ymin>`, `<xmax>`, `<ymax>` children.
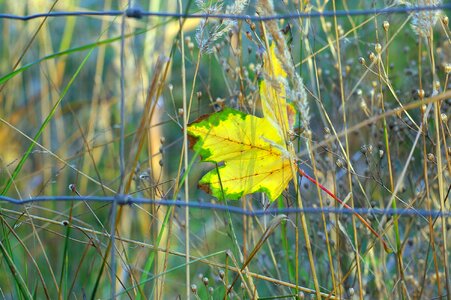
<box><xmin>375</xmin><ymin>43</ymin><xmax>382</xmax><ymax>54</ymax></box>
<box><xmin>203</xmin><ymin>277</ymin><xmax>209</xmax><ymax>286</ymax></box>
<box><xmin>444</xmin><ymin>63</ymin><xmax>451</xmax><ymax>73</ymax></box>
<box><xmin>190</xmin><ymin>284</ymin><xmax>198</xmax><ymax>295</ymax></box>
<box><xmin>369</xmin><ymin>52</ymin><xmax>376</xmax><ymax>63</ymax></box>
<box><xmin>420</xmin><ymin>104</ymin><xmax>427</xmax><ymax>114</ymax></box>
<box><xmin>219</xmin><ymin>269</ymin><xmax>225</xmax><ymax>280</ymax></box>
<box><xmin>417</xmin><ymin>89</ymin><xmax>425</xmax><ymax>99</ymax></box>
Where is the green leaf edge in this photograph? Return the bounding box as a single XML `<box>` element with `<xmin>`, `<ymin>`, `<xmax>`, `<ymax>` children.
<box><xmin>199</xmin><ymin>164</ymin><xmax>275</xmax><ymax>201</ymax></box>
<box><xmin>187</xmin><ymin>107</ymin><xmax>247</xmax><ymax>162</ymax></box>
<box><xmin>188</xmin><ymin>108</ymin><xmax>277</xmax><ymax>201</ymax></box>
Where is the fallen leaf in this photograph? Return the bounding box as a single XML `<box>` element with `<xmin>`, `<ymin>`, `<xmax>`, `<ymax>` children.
<box><xmin>187</xmin><ymin>44</ymin><xmax>294</xmax><ymax>201</ymax></box>
<box><xmin>187</xmin><ymin>107</ymin><xmax>292</xmax><ymax>201</ymax></box>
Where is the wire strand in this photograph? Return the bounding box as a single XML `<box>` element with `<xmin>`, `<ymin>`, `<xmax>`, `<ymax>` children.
<box><xmin>0</xmin><ymin>4</ymin><xmax>449</xmax><ymax>21</ymax></box>
<box><xmin>0</xmin><ymin>195</ymin><xmax>449</xmax><ymax>218</ymax></box>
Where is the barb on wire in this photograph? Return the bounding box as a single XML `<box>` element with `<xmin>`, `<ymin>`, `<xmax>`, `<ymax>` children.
<box><xmin>0</xmin><ymin>195</ymin><xmax>449</xmax><ymax>218</ymax></box>
<box><xmin>0</xmin><ymin>4</ymin><xmax>449</xmax><ymax>22</ymax></box>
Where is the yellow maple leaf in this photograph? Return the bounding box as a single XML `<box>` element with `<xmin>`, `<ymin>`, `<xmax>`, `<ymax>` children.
<box><xmin>187</xmin><ymin>44</ymin><xmax>293</xmax><ymax>201</ymax></box>
<box><xmin>260</xmin><ymin>44</ymin><xmax>290</xmax><ymax>135</ymax></box>
<box><xmin>187</xmin><ymin>108</ymin><xmax>292</xmax><ymax>200</ymax></box>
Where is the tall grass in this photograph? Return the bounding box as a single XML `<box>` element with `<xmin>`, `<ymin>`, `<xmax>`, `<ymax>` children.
<box><xmin>0</xmin><ymin>0</ymin><xmax>449</xmax><ymax>299</ymax></box>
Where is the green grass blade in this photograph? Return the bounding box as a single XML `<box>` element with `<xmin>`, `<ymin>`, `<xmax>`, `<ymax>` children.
<box><xmin>1</xmin><ymin>46</ymin><xmax>95</xmax><ymax>195</ymax></box>
<box><xmin>0</xmin><ymin>22</ymin><xmax>173</xmax><ymax>86</ymax></box>
<box><xmin>0</xmin><ymin>219</ymin><xmax>22</xmax><ymax>299</ymax></box>
<box><xmin>278</xmin><ymin>198</ymin><xmax>295</xmax><ymax>283</ymax></box>
<box><xmin>136</xmin><ymin>206</ymin><xmax>173</xmax><ymax>300</ymax></box>
<box><xmin>0</xmin><ymin>238</ymin><xmax>33</xmax><ymax>300</ymax></box>
<box><xmin>90</xmin><ymin>241</ymin><xmax>111</xmax><ymax>300</ymax></box>
<box><xmin>58</xmin><ymin>204</ymin><xmax>74</xmax><ymax>299</ymax></box>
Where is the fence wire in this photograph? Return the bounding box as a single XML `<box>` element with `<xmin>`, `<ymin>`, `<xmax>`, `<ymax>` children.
<box><xmin>0</xmin><ymin>195</ymin><xmax>450</xmax><ymax>218</ymax></box>
<box><xmin>0</xmin><ymin>3</ymin><xmax>449</xmax><ymax>218</ymax></box>
<box><xmin>0</xmin><ymin>4</ymin><xmax>450</xmax><ymax>21</ymax></box>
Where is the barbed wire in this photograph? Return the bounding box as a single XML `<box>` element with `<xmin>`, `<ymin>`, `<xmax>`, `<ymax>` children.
<box><xmin>0</xmin><ymin>4</ymin><xmax>449</xmax><ymax>22</ymax></box>
<box><xmin>0</xmin><ymin>195</ymin><xmax>449</xmax><ymax>218</ymax></box>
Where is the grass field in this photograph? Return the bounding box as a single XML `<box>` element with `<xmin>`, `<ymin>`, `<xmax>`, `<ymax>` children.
<box><xmin>0</xmin><ymin>0</ymin><xmax>450</xmax><ymax>299</ymax></box>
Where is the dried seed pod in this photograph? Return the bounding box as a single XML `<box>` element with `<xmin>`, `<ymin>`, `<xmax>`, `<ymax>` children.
<box><xmin>420</xmin><ymin>104</ymin><xmax>427</xmax><ymax>114</ymax></box>
<box><xmin>375</xmin><ymin>43</ymin><xmax>382</xmax><ymax>54</ymax></box>
<box><xmin>245</xmin><ymin>31</ymin><xmax>253</xmax><ymax>41</ymax></box>
<box><xmin>202</xmin><ymin>277</ymin><xmax>209</xmax><ymax>286</ymax></box>
<box><xmin>337</xmin><ymin>25</ymin><xmax>344</xmax><ymax>36</ymax></box>
<box><xmin>445</xmin><ymin>63</ymin><xmax>451</xmax><ymax>73</ymax></box>
<box><xmin>325</xmin><ymin>22</ymin><xmax>332</xmax><ymax>32</ymax></box>
<box><xmin>190</xmin><ymin>284</ymin><xmax>198</xmax><ymax>295</ymax></box>
<box><xmin>323</xmin><ymin>127</ymin><xmax>330</xmax><ymax>135</ymax></box>
<box><xmin>427</xmin><ymin>153</ymin><xmax>435</xmax><ymax>162</ymax></box>
<box><xmin>417</xmin><ymin>89</ymin><xmax>425</xmax><ymax>99</ymax></box>
<box><xmin>383</xmin><ymin>21</ymin><xmax>390</xmax><ymax>32</ymax></box>
<box><xmin>434</xmin><ymin>81</ymin><xmax>440</xmax><ymax>91</ymax></box>
<box><xmin>369</xmin><ymin>52</ymin><xmax>376</xmax><ymax>62</ymax></box>
<box><xmin>219</xmin><ymin>269</ymin><xmax>225</xmax><ymax>280</ymax></box>
<box><xmin>345</xmin><ymin>65</ymin><xmax>351</xmax><ymax>75</ymax></box>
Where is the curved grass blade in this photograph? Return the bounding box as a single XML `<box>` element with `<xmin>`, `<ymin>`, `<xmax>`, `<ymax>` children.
<box><xmin>1</xmin><ymin>46</ymin><xmax>95</xmax><ymax>195</ymax></box>
<box><xmin>0</xmin><ymin>235</ymin><xmax>33</xmax><ymax>300</ymax></box>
